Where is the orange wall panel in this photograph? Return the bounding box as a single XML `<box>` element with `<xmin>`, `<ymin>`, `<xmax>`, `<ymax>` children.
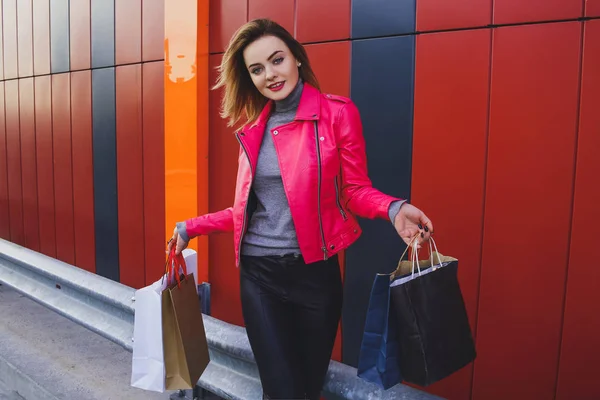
<box><xmin>142</xmin><ymin>0</ymin><xmax>165</xmax><ymax>61</ymax></box>
<box><xmin>209</xmin><ymin>0</ymin><xmax>247</xmax><ymax>53</ymax></box>
<box><xmin>71</xmin><ymin>71</ymin><xmax>96</xmax><ymax>274</ymax></box>
<box><xmin>17</xmin><ymin>0</ymin><xmax>34</xmax><ymax>77</ymax></box>
<box><xmin>493</xmin><ymin>0</ymin><xmax>582</xmax><ymax>25</ymax></box>
<box><xmin>296</xmin><ymin>0</ymin><xmax>350</xmax><ymax>43</ymax></box>
<box><xmin>472</xmin><ymin>22</ymin><xmax>581</xmax><ymax>400</ymax></box>
<box><xmin>33</xmin><ymin>0</ymin><xmax>51</xmax><ymax>76</ymax></box>
<box><xmin>142</xmin><ymin>61</ymin><xmax>166</xmax><ymax>284</ymax></box>
<box><xmin>412</xmin><ymin>29</ymin><xmax>491</xmax><ymax>400</ymax></box>
<box><xmin>3</xmin><ymin>0</ymin><xmax>18</xmax><ymax>79</ymax></box>
<box><xmin>52</xmin><ymin>74</ymin><xmax>75</xmax><ymax>265</ymax></box>
<box><xmin>116</xmin><ymin>65</ymin><xmax>145</xmax><ymax>288</ymax></box>
<box><xmin>4</xmin><ymin>80</ymin><xmax>24</xmax><ymax>245</ymax></box>
<box><xmin>70</xmin><ymin>0</ymin><xmax>91</xmax><ymax>70</ymax></box>
<box><xmin>555</xmin><ymin>20</ymin><xmax>600</xmax><ymax>400</ymax></box>
<box><xmin>34</xmin><ymin>76</ymin><xmax>56</xmax><ymax>257</ymax></box>
<box><xmin>417</xmin><ymin>0</ymin><xmax>491</xmax><ymax>31</ymax></box>
<box><xmin>19</xmin><ymin>78</ymin><xmax>40</xmax><ymax>251</ymax></box>
<box><xmin>116</xmin><ymin>0</ymin><xmax>142</xmax><ymax>65</ymax></box>
<box><xmin>248</xmin><ymin>0</ymin><xmax>294</xmax><ymax>35</ymax></box>
<box><xmin>0</xmin><ymin>83</ymin><xmax>9</xmax><ymax>239</ymax></box>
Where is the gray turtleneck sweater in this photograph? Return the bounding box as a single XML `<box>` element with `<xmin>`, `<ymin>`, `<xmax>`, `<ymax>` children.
<box><xmin>178</xmin><ymin>80</ymin><xmax>403</xmax><ymax>254</ymax></box>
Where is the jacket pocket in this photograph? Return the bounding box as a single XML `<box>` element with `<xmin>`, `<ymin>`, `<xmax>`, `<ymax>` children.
<box><xmin>334</xmin><ymin>176</ymin><xmax>348</xmax><ymax>221</ymax></box>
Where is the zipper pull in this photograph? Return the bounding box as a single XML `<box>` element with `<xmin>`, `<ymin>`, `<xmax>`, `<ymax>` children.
<box><xmin>322</xmin><ymin>247</ymin><xmax>328</xmax><ymax>260</ymax></box>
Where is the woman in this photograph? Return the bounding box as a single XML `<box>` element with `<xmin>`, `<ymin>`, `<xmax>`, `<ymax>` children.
<box><xmin>167</xmin><ymin>18</ymin><xmax>433</xmax><ymax>400</ymax></box>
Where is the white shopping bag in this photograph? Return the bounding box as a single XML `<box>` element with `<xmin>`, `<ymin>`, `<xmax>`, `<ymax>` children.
<box><xmin>130</xmin><ymin>275</ymin><xmax>169</xmax><ymax>392</ymax></box>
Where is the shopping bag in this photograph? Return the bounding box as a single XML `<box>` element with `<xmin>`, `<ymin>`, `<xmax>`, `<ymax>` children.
<box><xmin>390</xmin><ymin>238</ymin><xmax>476</xmax><ymax>387</ymax></box>
<box><xmin>162</xmin><ymin>249</ymin><xmax>210</xmax><ymax>390</ymax></box>
<box><xmin>356</xmin><ymin>271</ymin><xmax>402</xmax><ymax>389</ymax></box>
<box><xmin>130</xmin><ymin>274</ymin><xmax>169</xmax><ymax>392</ymax></box>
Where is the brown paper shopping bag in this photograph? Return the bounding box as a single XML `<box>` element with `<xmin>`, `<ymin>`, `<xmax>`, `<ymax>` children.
<box><xmin>162</xmin><ymin>250</ymin><xmax>210</xmax><ymax>390</ymax></box>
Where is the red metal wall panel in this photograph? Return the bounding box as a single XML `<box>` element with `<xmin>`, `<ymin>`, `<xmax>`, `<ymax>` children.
<box><xmin>4</xmin><ymin>80</ymin><xmax>24</xmax><ymax>245</ymax></box>
<box><xmin>0</xmin><ymin>83</ymin><xmax>9</xmax><ymax>239</ymax></box>
<box><xmin>472</xmin><ymin>22</ymin><xmax>581</xmax><ymax>400</ymax></box>
<box><xmin>208</xmin><ymin>54</ymin><xmax>243</xmax><ymax>325</ymax></box>
<box><xmin>296</xmin><ymin>0</ymin><xmax>350</xmax><ymax>43</ymax></box>
<box><xmin>248</xmin><ymin>0</ymin><xmax>294</xmax><ymax>35</ymax></box>
<box><xmin>209</xmin><ymin>0</ymin><xmax>247</xmax><ymax>53</ymax></box>
<box><xmin>304</xmin><ymin>41</ymin><xmax>350</xmax><ymax>97</ymax></box>
<box><xmin>417</xmin><ymin>0</ymin><xmax>491</xmax><ymax>32</ymax></box>
<box><xmin>52</xmin><ymin>74</ymin><xmax>75</xmax><ymax>265</ymax></box>
<box><xmin>71</xmin><ymin>71</ymin><xmax>96</xmax><ymax>274</ymax></box>
<box><xmin>142</xmin><ymin>0</ymin><xmax>164</xmax><ymax>61</ymax></box>
<box><xmin>33</xmin><ymin>0</ymin><xmax>51</xmax><ymax>76</ymax></box>
<box><xmin>17</xmin><ymin>0</ymin><xmax>34</xmax><ymax>77</ymax></box>
<box><xmin>587</xmin><ymin>0</ymin><xmax>600</xmax><ymax>17</ymax></box>
<box><xmin>493</xmin><ymin>0</ymin><xmax>582</xmax><ymax>25</ymax></box>
<box><xmin>142</xmin><ymin>61</ymin><xmax>165</xmax><ymax>284</ymax></box>
<box><xmin>3</xmin><ymin>0</ymin><xmax>18</xmax><ymax>79</ymax></box>
<box><xmin>69</xmin><ymin>0</ymin><xmax>91</xmax><ymax>70</ymax></box>
<box><xmin>34</xmin><ymin>76</ymin><xmax>56</xmax><ymax>257</ymax></box>
<box><xmin>116</xmin><ymin>0</ymin><xmax>142</xmax><ymax>65</ymax></box>
<box><xmin>556</xmin><ymin>20</ymin><xmax>600</xmax><ymax>400</ymax></box>
<box><xmin>116</xmin><ymin>65</ymin><xmax>145</xmax><ymax>288</ymax></box>
<box><xmin>19</xmin><ymin>78</ymin><xmax>40</xmax><ymax>252</ymax></box>
<box><xmin>412</xmin><ymin>29</ymin><xmax>491</xmax><ymax>400</ymax></box>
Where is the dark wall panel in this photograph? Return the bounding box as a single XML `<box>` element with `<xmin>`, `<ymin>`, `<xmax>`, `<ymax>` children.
<box><xmin>493</xmin><ymin>0</ymin><xmax>582</xmax><ymax>25</ymax></box>
<box><xmin>3</xmin><ymin>0</ymin><xmax>19</xmax><ymax>79</ymax></box>
<box><xmin>4</xmin><ymin>81</ymin><xmax>24</xmax><ymax>245</ymax></box>
<box><xmin>351</xmin><ymin>0</ymin><xmax>414</xmax><ymax>39</ymax></box>
<box><xmin>70</xmin><ymin>0</ymin><xmax>91</xmax><ymax>71</ymax></box>
<box><xmin>556</xmin><ymin>20</ymin><xmax>600</xmax><ymax>400</ymax></box>
<box><xmin>34</xmin><ymin>76</ymin><xmax>56</xmax><ymax>257</ymax></box>
<box><xmin>17</xmin><ymin>0</ymin><xmax>34</xmax><ymax>77</ymax></box>
<box><xmin>33</xmin><ymin>0</ymin><xmax>51</xmax><ymax>76</ymax></box>
<box><xmin>0</xmin><ymin>83</ymin><xmax>9</xmax><ymax>239</ymax></box>
<box><xmin>411</xmin><ymin>29</ymin><xmax>491</xmax><ymax>400</ymax></box>
<box><xmin>50</xmin><ymin>0</ymin><xmax>70</xmax><ymax>73</ymax></box>
<box><xmin>71</xmin><ymin>71</ymin><xmax>96</xmax><ymax>274</ymax></box>
<box><xmin>142</xmin><ymin>61</ymin><xmax>165</xmax><ymax>284</ymax></box>
<box><xmin>417</xmin><ymin>0</ymin><xmax>491</xmax><ymax>32</ymax></box>
<box><xmin>248</xmin><ymin>0</ymin><xmax>294</xmax><ymax>35</ymax></box>
<box><xmin>91</xmin><ymin>0</ymin><xmax>115</xmax><ymax>68</ymax></box>
<box><xmin>472</xmin><ymin>22</ymin><xmax>581</xmax><ymax>400</ymax></box>
<box><xmin>209</xmin><ymin>0</ymin><xmax>247</xmax><ymax>53</ymax></box>
<box><xmin>587</xmin><ymin>0</ymin><xmax>600</xmax><ymax>17</ymax></box>
<box><xmin>143</xmin><ymin>0</ymin><xmax>164</xmax><ymax>61</ymax></box>
<box><xmin>92</xmin><ymin>68</ymin><xmax>119</xmax><ymax>282</ymax></box>
<box><xmin>19</xmin><ymin>78</ymin><xmax>40</xmax><ymax>252</ymax></box>
<box><xmin>116</xmin><ymin>0</ymin><xmax>142</xmax><ymax>65</ymax></box>
<box><xmin>116</xmin><ymin>65</ymin><xmax>145</xmax><ymax>288</ymax></box>
<box><xmin>51</xmin><ymin>74</ymin><xmax>75</xmax><ymax>265</ymax></box>
<box><xmin>297</xmin><ymin>0</ymin><xmax>350</xmax><ymax>42</ymax></box>
<box><xmin>343</xmin><ymin>36</ymin><xmax>415</xmax><ymax>366</ymax></box>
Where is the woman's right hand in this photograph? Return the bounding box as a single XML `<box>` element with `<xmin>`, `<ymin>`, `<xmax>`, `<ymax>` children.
<box><xmin>167</xmin><ymin>226</ymin><xmax>189</xmax><ymax>255</ymax></box>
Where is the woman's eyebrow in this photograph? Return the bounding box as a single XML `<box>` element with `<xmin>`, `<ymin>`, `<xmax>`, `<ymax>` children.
<box><xmin>248</xmin><ymin>50</ymin><xmax>283</xmax><ymax>69</ymax></box>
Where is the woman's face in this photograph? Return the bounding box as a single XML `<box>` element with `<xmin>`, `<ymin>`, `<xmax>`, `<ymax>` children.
<box><xmin>243</xmin><ymin>35</ymin><xmax>300</xmax><ymax>101</ymax></box>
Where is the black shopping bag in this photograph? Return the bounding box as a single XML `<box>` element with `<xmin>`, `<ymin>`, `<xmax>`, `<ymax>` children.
<box><xmin>389</xmin><ymin>238</ymin><xmax>476</xmax><ymax>387</ymax></box>
<box><xmin>356</xmin><ymin>272</ymin><xmax>402</xmax><ymax>389</ymax></box>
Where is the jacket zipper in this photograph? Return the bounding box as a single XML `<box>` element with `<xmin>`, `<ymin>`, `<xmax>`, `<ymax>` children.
<box><xmin>235</xmin><ymin>133</ymin><xmax>253</xmax><ymax>261</ymax></box>
<box><xmin>314</xmin><ymin>122</ymin><xmax>328</xmax><ymax>260</ymax></box>
<box><xmin>334</xmin><ymin>176</ymin><xmax>348</xmax><ymax>220</ymax></box>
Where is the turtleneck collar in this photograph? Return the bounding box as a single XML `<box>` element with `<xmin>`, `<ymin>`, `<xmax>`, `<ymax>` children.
<box><xmin>274</xmin><ymin>79</ymin><xmax>304</xmax><ymax>113</ymax></box>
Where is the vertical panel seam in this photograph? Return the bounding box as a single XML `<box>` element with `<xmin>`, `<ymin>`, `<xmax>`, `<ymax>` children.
<box><xmin>553</xmin><ymin>21</ymin><xmax>585</xmax><ymax>400</ymax></box>
<box><xmin>50</xmin><ymin>76</ymin><xmax>57</xmax><ymax>257</ymax></box>
<box><xmin>1</xmin><ymin>84</ymin><xmax>9</xmax><ymax>236</ymax></box>
<box><xmin>139</xmin><ymin>64</ymin><xmax>146</xmax><ymax>285</ymax></box>
<box><xmin>293</xmin><ymin>0</ymin><xmax>298</xmax><ymax>37</ymax></box>
<box><xmin>470</xmin><ymin>26</ymin><xmax>494</xmax><ymax>400</ymax></box>
<box><xmin>69</xmin><ymin>73</ymin><xmax>77</xmax><ymax>267</ymax></box>
<box><xmin>31</xmin><ymin>77</ymin><xmax>41</xmax><ymax>251</ymax></box>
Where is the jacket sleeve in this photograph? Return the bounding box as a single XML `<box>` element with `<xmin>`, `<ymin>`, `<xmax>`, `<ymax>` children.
<box><xmin>336</xmin><ymin>100</ymin><xmax>404</xmax><ymax>220</ymax></box>
<box><xmin>184</xmin><ymin>207</ymin><xmax>234</xmax><ymax>239</ymax></box>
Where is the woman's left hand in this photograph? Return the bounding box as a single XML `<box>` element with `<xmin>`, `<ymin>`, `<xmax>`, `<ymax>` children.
<box><xmin>393</xmin><ymin>203</ymin><xmax>434</xmax><ymax>248</ymax></box>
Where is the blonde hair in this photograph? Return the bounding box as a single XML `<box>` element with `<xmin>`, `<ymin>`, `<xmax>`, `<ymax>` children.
<box><xmin>213</xmin><ymin>19</ymin><xmax>321</xmax><ymax>128</ymax></box>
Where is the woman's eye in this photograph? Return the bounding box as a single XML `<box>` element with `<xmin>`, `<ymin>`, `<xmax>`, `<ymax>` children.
<box><xmin>273</xmin><ymin>57</ymin><xmax>284</xmax><ymax>65</ymax></box>
<box><xmin>251</xmin><ymin>67</ymin><xmax>263</xmax><ymax>75</ymax></box>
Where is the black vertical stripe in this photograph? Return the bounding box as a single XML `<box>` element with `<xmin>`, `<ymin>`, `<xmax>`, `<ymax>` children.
<box><xmin>92</xmin><ymin>67</ymin><xmax>119</xmax><ymax>282</ymax></box>
<box><xmin>50</xmin><ymin>0</ymin><xmax>70</xmax><ymax>73</ymax></box>
<box><xmin>91</xmin><ymin>0</ymin><xmax>115</xmax><ymax>68</ymax></box>
<box><xmin>342</xmin><ymin>35</ymin><xmax>416</xmax><ymax>366</ymax></box>
<box><xmin>351</xmin><ymin>0</ymin><xmax>416</xmax><ymax>38</ymax></box>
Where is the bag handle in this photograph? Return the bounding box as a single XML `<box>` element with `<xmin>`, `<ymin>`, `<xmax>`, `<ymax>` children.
<box><xmin>166</xmin><ymin>248</ymin><xmax>188</xmax><ymax>288</ymax></box>
<box><xmin>392</xmin><ymin>234</ymin><xmax>444</xmax><ymax>279</ymax></box>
